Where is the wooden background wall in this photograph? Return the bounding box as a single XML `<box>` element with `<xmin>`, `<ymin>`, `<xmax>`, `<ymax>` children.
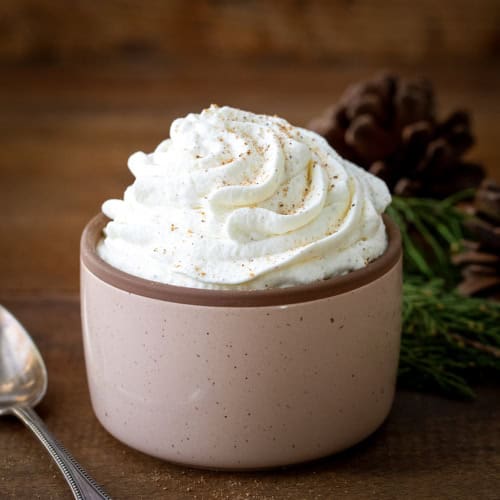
<box><xmin>1</xmin><ymin>0</ymin><xmax>499</xmax><ymax>66</ymax></box>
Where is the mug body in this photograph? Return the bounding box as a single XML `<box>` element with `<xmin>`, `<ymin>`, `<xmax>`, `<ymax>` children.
<box><xmin>80</xmin><ymin>214</ymin><xmax>402</xmax><ymax>470</ymax></box>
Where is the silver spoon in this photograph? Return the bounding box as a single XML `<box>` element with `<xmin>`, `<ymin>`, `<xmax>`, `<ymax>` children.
<box><xmin>0</xmin><ymin>304</ymin><xmax>111</xmax><ymax>499</ymax></box>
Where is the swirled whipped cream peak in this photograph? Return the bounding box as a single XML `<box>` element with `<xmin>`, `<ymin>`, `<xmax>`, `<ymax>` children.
<box><xmin>98</xmin><ymin>105</ymin><xmax>391</xmax><ymax>290</ymax></box>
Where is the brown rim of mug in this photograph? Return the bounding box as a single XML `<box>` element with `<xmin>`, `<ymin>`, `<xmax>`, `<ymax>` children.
<box><xmin>81</xmin><ymin>213</ymin><xmax>401</xmax><ymax>307</ymax></box>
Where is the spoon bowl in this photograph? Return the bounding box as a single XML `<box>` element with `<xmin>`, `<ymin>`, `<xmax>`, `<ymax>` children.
<box><xmin>0</xmin><ymin>304</ymin><xmax>110</xmax><ymax>499</ymax></box>
<box><xmin>0</xmin><ymin>305</ymin><xmax>47</xmax><ymax>414</ymax></box>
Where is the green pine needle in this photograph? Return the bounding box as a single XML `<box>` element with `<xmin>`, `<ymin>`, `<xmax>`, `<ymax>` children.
<box><xmin>388</xmin><ymin>192</ymin><xmax>500</xmax><ymax>398</ymax></box>
<box><xmin>400</xmin><ymin>277</ymin><xmax>500</xmax><ymax>398</ymax></box>
<box><xmin>387</xmin><ymin>191</ymin><xmax>473</xmax><ymax>283</ymax></box>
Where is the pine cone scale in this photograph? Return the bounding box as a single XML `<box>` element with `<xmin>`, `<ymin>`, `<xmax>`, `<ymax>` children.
<box><xmin>308</xmin><ymin>73</ymin><xmax>485</xmax><ymax>199</ymax></box>
<box><xmin>456</xmin><ymin>180</ymin><xmax>500</xmax><ymax>300</ymax></box>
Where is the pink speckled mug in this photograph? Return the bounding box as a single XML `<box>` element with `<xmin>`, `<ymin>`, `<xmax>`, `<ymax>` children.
<box><xmin>80</xmin><ymin>214</ymin><xmax>402</xmax><ymax>470</ymax></box>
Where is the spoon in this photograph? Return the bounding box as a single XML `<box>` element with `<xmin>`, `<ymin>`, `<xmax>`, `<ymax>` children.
<box><xmin>0</xmin><ymin>304</ymin><xmax>111</xmax><ymax>499</ymax></box>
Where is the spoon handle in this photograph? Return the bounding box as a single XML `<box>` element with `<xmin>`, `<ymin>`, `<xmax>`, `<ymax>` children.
<box><xmin>13</xmin><ymin>406</ymin><xmax>111</xmax><ymax>500</ymax></box>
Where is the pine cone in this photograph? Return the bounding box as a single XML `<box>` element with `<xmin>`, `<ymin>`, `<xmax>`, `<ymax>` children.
<box><xmin>309</xmin><ymin>72</ymin><xmax>485</xmax><ymax>198</ymax></box>
<box><xmin>454</xmin><ymin>180</ymin><xmax>500</xmax><ymax>300</ymax></box>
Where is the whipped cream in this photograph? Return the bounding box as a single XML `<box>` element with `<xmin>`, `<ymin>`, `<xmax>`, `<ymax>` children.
<box><xmin>97</xmin><ymin>105</ymin><xmax>391</xmax><ymax>290</ymax></box>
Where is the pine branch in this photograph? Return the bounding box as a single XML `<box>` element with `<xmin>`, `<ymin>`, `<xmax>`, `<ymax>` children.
<box><xmin>388</xmin><ymin>193</ymin><xmax>500</xmax><ymax>398</ymax></box>
<box><xmin>399</xmin><ymin>278</ymin><xmax>500</xmax><ymax>398</ymax></box>
<box><xmin>387</xmin><ymin>192</ymin><xmax>473</xmax><ymax>283</ymax></box>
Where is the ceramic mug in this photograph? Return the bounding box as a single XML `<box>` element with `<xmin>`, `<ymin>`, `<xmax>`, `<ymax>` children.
<box><xmin>80</xmin><ymin>214</ymin><xmax>402</xmax><ymax>470</ymax></box>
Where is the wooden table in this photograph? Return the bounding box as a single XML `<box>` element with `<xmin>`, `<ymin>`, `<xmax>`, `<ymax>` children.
<box><xmin>1</xmin><ymin>62</ymin><xmax>499</xmax><ymax>499</ymax></box>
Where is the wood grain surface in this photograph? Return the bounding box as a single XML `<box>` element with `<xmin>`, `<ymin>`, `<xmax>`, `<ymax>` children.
<box><xmin>0</xmin><ymin>297</ymin><xmax>499</xmax><ymax>499</ymax></box>
<box><xmin>1</xmin><ymin>62</ymin><xmax>500</xmax><ymax>499</ymax></box>
<box><xmin>1</xmin><ymin>0</ymin><xmax>499</xmax><ymax>65</ymax></box>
